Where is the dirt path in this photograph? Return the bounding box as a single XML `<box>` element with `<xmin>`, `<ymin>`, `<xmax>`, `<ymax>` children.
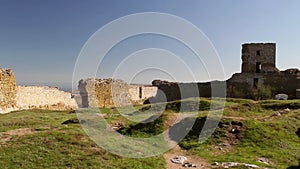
<box><xmin>163</xmin><ymin>113</ymin><xmax>211</xmax><ymax>168</ymax></box>
<box><xmin>163</xmin><ymin>145</ymin><xmax>210</xmax><ymax>169</ymax></box>
<box><xmin>222</xmin><ymin>115</ymin><xmax>272</xmax><ymax>121</ymax></box>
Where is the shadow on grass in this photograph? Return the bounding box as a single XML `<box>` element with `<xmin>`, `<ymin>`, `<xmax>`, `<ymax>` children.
<box><xmin>168</xmin><ymin>117</ymin><xmax>206</xmax><ymax>144</ymax></box>
<box><xmin>118</xmin><ymin>114</ymin><xmax>166</xmax><ymax>137</ymax></box>
<box><xmin>296</xmin><ymin>128</ymin><xmax>300</xmax><ymax>137</ymax></box>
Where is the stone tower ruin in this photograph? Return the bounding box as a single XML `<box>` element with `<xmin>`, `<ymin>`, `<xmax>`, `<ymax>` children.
<box><xmin>241</xmin><ymin>43</ymin><xmax>277</xmax><ymax>73</ymax></box>
<box><xmin>227</xmin><ymin>42</ymin><xmax>300</xmax><ymax>99</ymax></box>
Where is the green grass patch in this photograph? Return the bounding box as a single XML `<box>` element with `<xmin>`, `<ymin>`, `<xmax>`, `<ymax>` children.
<box><xmin>0</xmin><ymin>98</ymin><xmax>299</xmax><ymax>168</ymax></box>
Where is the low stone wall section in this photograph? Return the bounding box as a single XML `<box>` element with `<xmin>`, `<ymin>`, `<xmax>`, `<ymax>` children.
<box><xmin>16</xmin><ymin>86</ymin><xmax>78</xmax><ymax>111</ymax></box>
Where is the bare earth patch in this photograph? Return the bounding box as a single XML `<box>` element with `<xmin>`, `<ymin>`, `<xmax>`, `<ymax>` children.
<box><xmin>0</xmin><ymin>128</ymin><xmax>37</xmax><ymax>144</ymax></box>
<box><xmin>163</xmin><ymin>145</ymin><xmax>210</xmax><ymax>169</ymax></box>
<box><xmin>163</xmin><ymin>113</ymin><xmax>211</xmax><ymax>168</ymax></box>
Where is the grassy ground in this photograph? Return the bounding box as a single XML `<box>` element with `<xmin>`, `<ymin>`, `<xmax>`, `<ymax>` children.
<box><xmin>0</xmin><ymin>98</ymin><xmax>299</xmax><ymax>168</ymax></box>
<box><xmin>0</xmin><ymin>110</ymin><xmax>164</xmax><ymax>169</ymax></box>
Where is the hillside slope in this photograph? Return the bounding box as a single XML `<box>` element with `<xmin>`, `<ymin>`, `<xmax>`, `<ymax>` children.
<box><xmin>0</xmin><ymin>98</ymin><xmax>299</xmax><ymax>168</ymax></box>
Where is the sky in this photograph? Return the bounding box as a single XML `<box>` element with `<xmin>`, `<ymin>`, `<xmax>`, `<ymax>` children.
<box><xmin>0</xmin><ymin>0</ymin><xmax>300</xmax><ymax>89</ymax></box>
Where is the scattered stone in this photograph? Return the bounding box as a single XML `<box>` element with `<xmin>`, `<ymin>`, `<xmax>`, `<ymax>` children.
<box><xmin>219</xmin><ymin>162</ymin><xmax>260</xmax><ymax>168</ymax></box>
<box><xmin>171</xmin><ymin>156</ymin><xmax>187</xmax><ymax>164</ymax></box>
<box><xmin>275</xmin><ymin>93</ymin><xmax>288</xmax><ymax>100</ymax></box>
<box><xmin>257</xmin><ymin>157</ymin><xmax>271</xmax><ymax>165</ymax></box>
<box><xmin>111</xmin><ymin>122</ymin><xmax>123</xmax><ymax>130</ymax></box>
<box><xmin>182</xmin><ymin>162</ymin><xmax>196</xmax><ymax>167</ymax></box>
<box><xmin>271</xmin><ymin>112</ymin><xmax>281</xmax><ymax>117</ymax></box>
<box><xmin>229</xmin><ymin>127</ymin><xmax>240</xmax><ymax>134</ymax></box>
<box><xmin>212</xmin><ymin>162</ymin><xmax>219</xmax><ymax>166</ymax></box>
<box><xmin>273</xmin><ymin>108</ymin><xmax>291</xmax><ymax>117</ymax></box>
<box><xmin>280</xmin><ymin>108</ymin><xmax>290</xmax><ymax>114</ymax></box>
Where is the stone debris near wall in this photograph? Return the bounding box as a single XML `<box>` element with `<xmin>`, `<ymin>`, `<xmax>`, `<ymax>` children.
<box><xmin>0</xmin><ymin>69</ymin><xmax>17</xmax><ymax>113</ymax></box>
<box><xmin>16</xmin><ymin>86</ymin><xmax>78</xmax><ymax>111</ymax></box>
<box><xmin>78</xmin><ymin>78</ymin><xmax>158</xmax><ymax>108</ymax></box>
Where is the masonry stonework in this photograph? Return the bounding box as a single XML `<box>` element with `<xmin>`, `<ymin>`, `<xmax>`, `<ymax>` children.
<box><xmin>0</xmin><ymin>69</ymin><xmax>17</xmax><ymax>113</ymax></box>
<box><xmin>16</xmin><ymin>86</ymin><xmax>78</xmax><ymax>110</ymax></box>
<box><xmin>150</xmin><ymin>80</ymin><xmax>225</xmax><ymax>102</ymax></box>
<box><xmin>78</xmin><ymin>78</ymin><xmax>157</xmax><ymax>108</ymax></box>
<box><xmin>228</xmin><ymin>43</ymin><xmax>300</xmax><ymax>99</ymax></box>
<box><xmin>128</xmin><ymin>85</ymin><xmax>158</xmax><ymax>105</ymax></box>
<box><xmin>151</xmin><ymin>43</ymin><xmax>300</xmax><ymax>101</ymax></box>
<box><xmin>0</xmin><ymin>68</ymin><xmax>78</xmax><ymax>113</ymax></box>
<box><xmin>78</xmin><ymin>78</ymin><xmax>131</xmax><ymax>108</ymax></box>
<box><xmin>1</xmin><ymin>42</ymin><xmax>299</xmax><ymax>112</ymax></box>
<box><xmin>241</xmin><ymin>43</ymin><xmax>278</xmax><ymax>73</ymax></box>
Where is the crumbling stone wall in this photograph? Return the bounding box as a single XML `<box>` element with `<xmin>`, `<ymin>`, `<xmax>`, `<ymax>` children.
<box><xmin>78</xmin><ymin>78</ymin><xmax>131</xmax><ymax>108</ymax></box>
<box><xmin>16</xmin><ymin>86</ymin><xmax>78</xmax><ymax>111</ymax></box>
<box><xmin>227</xmin><ymin>43</ymin><xmax>300</xmax><ymax>99</ymax></box>
<box><xmin>128</xmin><ymin>85</ymin><xmax>157</xmax><ymax>105</ymax></box>
<box><xmin>151</xmin><ymin>80</ymin><xmax>225</xmax><ymax>102</ymax></box>
<box><xmin>265</xmin><ymin>70</ymin><xmax>300</xmax><ymax>98</ymax></box>
<box><xmin>227</xmin><ymin>69</ymin><xmax>300</xmax><ymax>99</ymax></box>
<box><xmin>78</xmin><ymin>79</ymin><xmax>158</xmax><ymax>108</ymax></box>
<box><xmin>0</xmin><ymin>69</ymin><xmax>17</xmax><ymax>113</ymax></box>
<box><xmin>242</xmin><ymin>43</ymin><xmax>278</xmax><ymax>73</ymax></box>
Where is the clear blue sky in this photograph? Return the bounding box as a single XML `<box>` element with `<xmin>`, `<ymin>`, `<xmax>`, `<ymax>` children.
<box><xmin>1</xmin><ymin>0</ymin><xmax>299</xmax><ymax>89</ymax></box>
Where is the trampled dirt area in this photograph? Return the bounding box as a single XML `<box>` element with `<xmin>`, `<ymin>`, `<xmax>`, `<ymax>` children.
<box><xmin>0</xmin><ymin>128</ymin><xmax>37</xmax><ymax>144</ymax></box>
<box><xmin>163</xmin><ymin>145</ymin><xmax>210</xmax><ymax>169</ymax></box>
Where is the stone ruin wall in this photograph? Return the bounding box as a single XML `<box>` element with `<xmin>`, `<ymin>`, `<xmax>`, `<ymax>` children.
<box><xmin>151</xmin><ymin>80</ymin><xmax>226</xmax><ymax>102</ymax></box>
<box><xmin>226</xmin><ymin>43</ymin><xmax>300</xmax><ymax>99</ymax></box>
<box><xmin>227</xmin><ymin>69</ymin><xmax>300</xmax><ymax>99</ymax></box>
<box><xmin>152</xmin><ymin>69</ymin><xmax>300</xmax><ymax>101</ymax></box>
<box><xmin>264</xmin><ymin>69</ymin><xmax>300</xmax><ymax>99</ymax></box>
<box><xmin>78</xmin><ymin>78</ymin><xmax>131</xmax><ymax>108</ymax></box>
<box><xmin>241</xmin><ymin>43</ymin><xmax>277</xmax><ymax>73</ymax></box>
<box><xmin>128</xmin><ymin>85</ymin><xmax>158</xmax><ymax>105</ymax></box>
<box><xmin>1</xmin><ymin>43</ymin><xmax>299</xmax><ymax>113</ymax></box>
<box><xmin>78</xmin><ymin>78</ymin><xmax>158</xmax><ymax>108</ymax></box>
<box><xmin>296</xmin><ymin>89</ymin><xmax>300</xmax><ymax>99</ymax></box>
<box><xmin>0</xmin><ymin>69</ymin><xmax>17</xmax><ymax>113</ymax></box>
<box><xmin>16</xmin><ymin>86</ymin><xmax>78</xmax><ymax>111</ymax></box>
<box><xmin>0</xmin><ymin>68</ymin><xmax>78</xmax><ymax>114</ymax></box>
